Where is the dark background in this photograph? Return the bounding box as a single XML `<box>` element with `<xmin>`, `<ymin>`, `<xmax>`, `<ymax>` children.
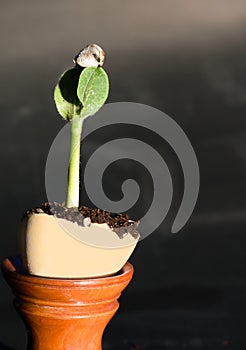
<box><xmin>1</xmin><ymin>1</ymin><xmax>246</xmax><ymax>349</ymax></box>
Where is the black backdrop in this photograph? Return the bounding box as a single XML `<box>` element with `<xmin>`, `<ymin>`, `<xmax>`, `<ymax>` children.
<box><xmin>1</xmin><ymin>1</ymin><xmax>246</xmax><ymax>349</ymax></box>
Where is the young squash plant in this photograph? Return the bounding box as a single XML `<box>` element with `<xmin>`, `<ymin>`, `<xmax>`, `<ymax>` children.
<box><xmin>54</xmin><ymin>45</ymin><xmax>109</xmax><ymax>209</ymax></box>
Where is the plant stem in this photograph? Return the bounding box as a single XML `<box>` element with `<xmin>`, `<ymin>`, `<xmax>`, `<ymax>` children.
<box><xmin>66</xmin><ymin>116</ymin><xmax>83</xmax><ymax>209</ymax></box>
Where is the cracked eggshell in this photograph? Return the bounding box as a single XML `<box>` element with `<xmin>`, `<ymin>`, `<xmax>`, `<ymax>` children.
<box><xmin>20</xmin><ymin>213</ymin><xmax>138</xmax><ymax>278</ymax></box>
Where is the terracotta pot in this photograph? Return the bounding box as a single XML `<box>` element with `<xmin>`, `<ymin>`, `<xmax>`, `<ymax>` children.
<box><xmin>2</xmin><ymin>256</ymin><xmax>134</xmax><ymax>350</ymax></box>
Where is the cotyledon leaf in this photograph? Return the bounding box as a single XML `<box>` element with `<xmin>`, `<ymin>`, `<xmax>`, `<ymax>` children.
<box><xmin>54</xmin><ymin>67</ymin><xmax>83</xmax><ymax>121</ymax></box>
<box><xmin>77</xmin><ymin>67</ymin><xmax>109</xmax><ymax>118</ymax></box>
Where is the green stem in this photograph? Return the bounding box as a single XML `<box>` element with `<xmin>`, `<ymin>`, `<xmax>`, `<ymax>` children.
<box><xmin>66</xmin><ymin>116</ymin><xmax>83</xmax><ymax>209</ymax></box>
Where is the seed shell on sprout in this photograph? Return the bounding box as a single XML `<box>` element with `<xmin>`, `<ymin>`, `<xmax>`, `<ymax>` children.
<box><xmin>73</xmin><ymin>44</ymin><xmax>105</xmax><ymax>68</ymax></box>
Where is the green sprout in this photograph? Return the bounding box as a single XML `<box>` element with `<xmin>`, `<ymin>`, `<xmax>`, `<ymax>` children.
<box><xmin>54</xmin><ymin>44</ymin><xmax>109</xmax><ymax>209</ymax></box>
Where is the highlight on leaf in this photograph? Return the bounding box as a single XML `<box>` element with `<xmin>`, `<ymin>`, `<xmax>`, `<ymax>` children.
<box><xmin>77</xmin><ymin>66</ymin><xmax>109</xmax><ymax>118</ymax></box>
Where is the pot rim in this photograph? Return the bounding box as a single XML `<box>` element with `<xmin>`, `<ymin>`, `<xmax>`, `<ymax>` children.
<box><xmin>2</xmin><ymin>255</ymin><xmax>134</xmax><ymax>287</ymax></box>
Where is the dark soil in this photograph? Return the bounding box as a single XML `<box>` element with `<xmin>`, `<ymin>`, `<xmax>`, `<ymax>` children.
<box><xmin>24</xmin><ymin>202</ymin><xmax>140</xmax><ymax>239</ymax></box>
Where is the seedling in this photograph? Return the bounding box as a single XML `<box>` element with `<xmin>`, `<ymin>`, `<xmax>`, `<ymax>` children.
<box><xmin>54</xmin><ymin>44</ymin><xmax>109</xmax><ymax>209</ymax></box>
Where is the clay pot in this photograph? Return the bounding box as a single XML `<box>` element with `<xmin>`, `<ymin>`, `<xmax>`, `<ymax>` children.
<box><xmin>2</xmin><ymin>256</ymin><xmax>134</xmax><ymax>350</ymax></box>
